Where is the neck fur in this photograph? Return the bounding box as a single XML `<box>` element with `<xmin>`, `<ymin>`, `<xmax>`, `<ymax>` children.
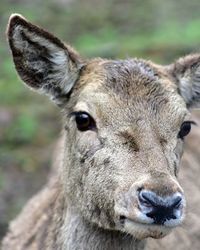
<box><xmin>60</xmin><ymin>206</ymin><xmax>146</xmax><ymax>250</ymax></box>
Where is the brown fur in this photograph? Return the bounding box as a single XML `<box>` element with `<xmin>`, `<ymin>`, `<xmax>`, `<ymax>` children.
<box><xmin>2</xmin><ymin>14</ymin><xmax>200</xmax><ymax>250</ymax></box>
<box><xmin>147</xmin><ymin>111</ymin><xmax>200</xmax><ymax>250</ymax></box>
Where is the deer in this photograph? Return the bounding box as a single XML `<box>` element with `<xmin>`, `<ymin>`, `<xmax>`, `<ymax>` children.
<box><xmin>2</xmin><ymin>14</ymin><xmax>200</xmax><ymax>250</ymax></box>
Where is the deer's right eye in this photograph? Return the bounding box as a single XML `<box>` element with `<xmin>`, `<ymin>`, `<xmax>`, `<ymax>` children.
<box><xmin>72</xmin><ymin>112</ymin><xmax>96</xmax><ymax>131</ymax></box>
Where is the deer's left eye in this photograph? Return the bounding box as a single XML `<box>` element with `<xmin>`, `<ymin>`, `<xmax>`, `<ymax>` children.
<box><xmin>178</xmin><ymin>121</ymin><xmax>194</xmax><ymax>139</ymax></box>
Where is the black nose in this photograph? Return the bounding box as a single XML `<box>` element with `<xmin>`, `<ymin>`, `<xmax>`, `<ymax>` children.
<box><xmin>138</xmin><ymin>190</ymin><xmax>183</xmax><ymax>225</ymax></box>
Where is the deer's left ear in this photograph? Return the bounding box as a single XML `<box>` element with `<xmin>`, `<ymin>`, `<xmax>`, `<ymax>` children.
<box><xmin>168</xmin><ymin>54</ymin><xmax>200</xmax><ymax>109</ymax></box>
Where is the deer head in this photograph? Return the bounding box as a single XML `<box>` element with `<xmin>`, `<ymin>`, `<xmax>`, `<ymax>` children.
<box><xmin>7</xmin><ymin>14</ymin><xmax>200</xmax><ymax>240</ymax></box>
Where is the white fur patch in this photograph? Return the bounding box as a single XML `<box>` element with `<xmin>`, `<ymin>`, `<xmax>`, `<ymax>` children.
<box><xmin>124</xmin><ymin>219</ymin><xmax>171</xmax><ymax>239</ymax></box>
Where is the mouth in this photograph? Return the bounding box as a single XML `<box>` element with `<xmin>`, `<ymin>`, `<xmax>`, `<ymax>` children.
<box><xmin>117</xmin><ymin>212</ymin><xmax>184</xmax><ymax>240</ymax></box>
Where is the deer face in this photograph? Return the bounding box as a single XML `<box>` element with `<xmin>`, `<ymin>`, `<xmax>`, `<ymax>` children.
<box><xmin>7</xmin><ymin>14</ymin><xmax>200</xmax><ymax>240</ymax></box>
<box><xmin>63</xmin><ymin>59</ymin><xmax>189</xmax><ymax>239</ymax></box>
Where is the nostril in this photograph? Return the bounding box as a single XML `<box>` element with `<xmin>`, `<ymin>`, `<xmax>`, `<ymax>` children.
<box><xmin>172</xmin><ymin>196</ymin><xmax>182</xmax><ymax>209</ymax></box>
<box><xmin>138</xmin><ymin>190</ymin><xmax>156</xmax><ymax>207</ymax></box>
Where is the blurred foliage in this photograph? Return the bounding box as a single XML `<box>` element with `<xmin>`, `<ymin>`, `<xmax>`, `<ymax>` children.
<box><xmin>0</xmin><ymin>0</ymin><xmax>200</xmax><ymax>240</ymax></box>
<box><xmin>5</xmin><ymin>113</ymin><xmax>38</xmax><ymax>144</ymax></box>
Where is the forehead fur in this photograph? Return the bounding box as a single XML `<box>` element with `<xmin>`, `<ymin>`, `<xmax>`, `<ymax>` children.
<box><xmin>78</xmin><ymin>59</ymin><xmax>185</xmax><ymax>113</ymax></box>
<box><xmin>103</xmin><ymin>59</ymin><xmax>173</xmax><ymax>102</ymax></box>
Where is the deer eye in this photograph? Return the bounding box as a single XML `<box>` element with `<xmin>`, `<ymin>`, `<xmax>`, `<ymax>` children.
<box><xmin>72</xmin><ymin>112</ymin><xmax>96</xmax><ymax>131</ymax></box>
<box><xmin>178</xmin><ymin>121</ymin><xmax>194</xmax><ymax>139</ymax></box>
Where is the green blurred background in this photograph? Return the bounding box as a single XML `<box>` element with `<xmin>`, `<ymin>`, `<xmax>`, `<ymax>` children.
<box><xmin>0</xmin><ymin>0</ymin><xmax>200</xmax><ymax>241</ymax></box>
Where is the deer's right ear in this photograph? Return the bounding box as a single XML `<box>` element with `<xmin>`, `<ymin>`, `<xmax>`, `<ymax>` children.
<box><xmin>7</xmin><ymin>14</ymin><xmax>84</xmax><ymax>105</ymax></box>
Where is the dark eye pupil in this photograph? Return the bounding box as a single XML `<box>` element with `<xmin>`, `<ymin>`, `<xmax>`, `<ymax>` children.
<box><xmin>75</xmin><ymin>112</ymin><xmax>95</xmax><ymax>131</ymax></box>
<box><xmin>178</xmin><ymin>121</ymin><xmax>192</xmax><ymax>139</ymax></box>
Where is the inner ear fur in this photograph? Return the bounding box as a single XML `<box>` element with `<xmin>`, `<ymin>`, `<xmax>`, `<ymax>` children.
<box><xmin>168</xmin><ymin>54</ymin><xmax>200</xmax><ymax>109</ymax></box>
<box><xmin>7</xmin><ymin>14</ymin><xmax>84</xmax><ymax>105</ymax></box>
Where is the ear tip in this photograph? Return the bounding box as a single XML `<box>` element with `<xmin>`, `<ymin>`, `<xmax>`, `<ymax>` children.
<box><xmin>7</xmin><ymin>13</ymin><xmax>27</xmax><ymax>36</ymax></box>
<box><xmin>9</xmin><ymin>13</ymin><xmax>25</xmax><ymax>19</ymax></box>
<box><xmin>8</xmin><ymin>13</ymin><xmax>26</xmax><ymax>25</ymax></box>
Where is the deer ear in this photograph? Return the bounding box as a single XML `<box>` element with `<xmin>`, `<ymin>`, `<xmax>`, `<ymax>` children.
<box><xmin>7</xmin><ymin>14</ymin><xmax>84</xmax><ymax>105</ymax></box>
<box><xmin>169</xmin><ymin>54</ymin><xmax>200</xmax><ymax>109</ymax></box>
